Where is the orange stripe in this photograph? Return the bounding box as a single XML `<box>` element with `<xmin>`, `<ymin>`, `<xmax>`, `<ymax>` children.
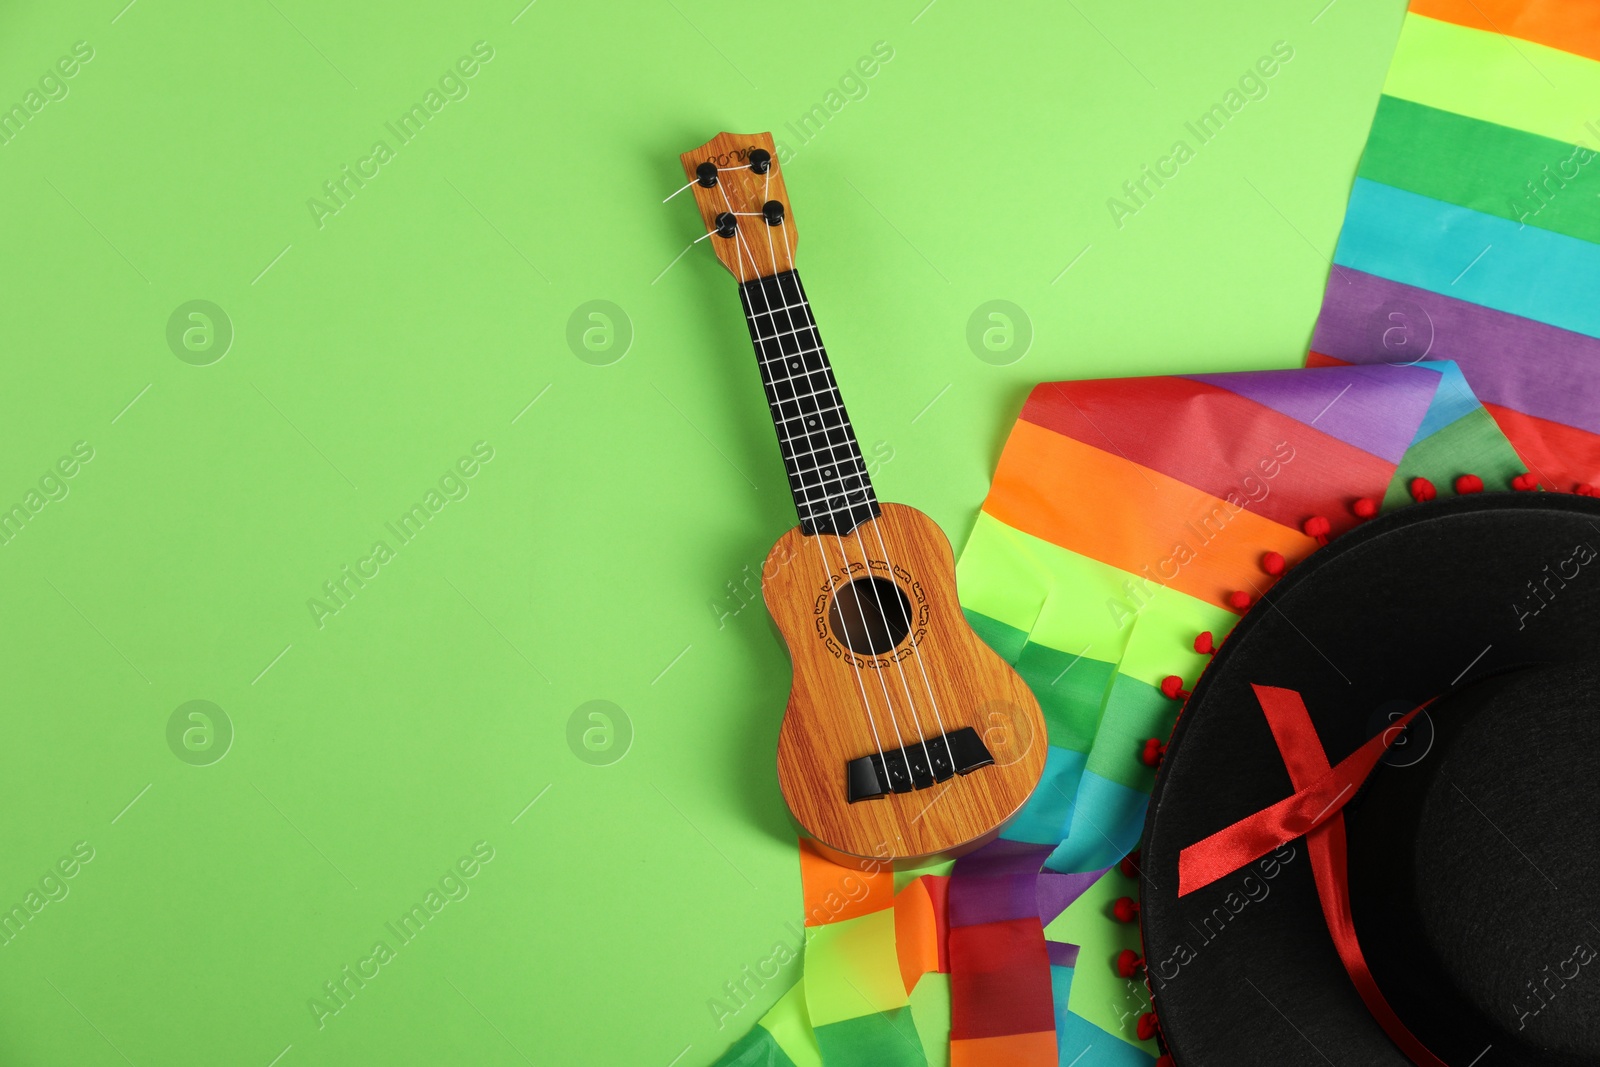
<box><xmin>983</xmin><ymin>420</ymin><xmax>1317</xmax><ymax>610</ymax></box>
<box><xmin>893</xmin><ymin>877</ymin><xmax>941</xmax><ymax>992</ymax></box>
<box><xmin>1482</xmin><ymin>402</ymin><xmax>1600</xmax><ymax>490</ymax></box>
<box><xmin>799</xmin><ymin>838</ymin><xmax>893</xmax><ymax>926</ymax></box>
<box><xmin>949</xmin><ymin>1030</ymin><xmax>1058</xmax><ymax>1067</ymax></box>
<box><xmin>1409</xmin><ymin>0</ymin><xmax>1600</xmax><ymax>64</ymax></box>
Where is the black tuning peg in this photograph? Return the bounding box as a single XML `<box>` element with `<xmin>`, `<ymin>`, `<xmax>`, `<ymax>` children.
<box><xmin>714</xmin><ymin>212</ymin><xmax>737</xmax><ymax>238</ymax></box>
<box><xmin>748</xmin><ymin>148</ymin><xmax>771</xmax><ymax>174</ymax></box>
<box><xmin>696</xmin><ymin>161</ymin><xmax>718</xmax><ymax>187</ymax></box>
<box><xmin>762</xmin><ymin>200</ymin><xmax>784</xmax><ymax>226</ymax></box>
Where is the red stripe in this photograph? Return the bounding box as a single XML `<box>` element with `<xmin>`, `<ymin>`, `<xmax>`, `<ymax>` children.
<box><xmin>948</xmin><ymin>917</ymin><xmax>1056</xmax><ymax>1040</ymax></box>
<box><xmin>1020</xmin><ymin>377</ymin><xmax>1397</xmax><ymax>536</ymax></box>
<box><xmin>926</xmin><ymin>874</ymin><xmax>950</xmax><ymax>973</ymax></box>
<box><xmin>1481</xmin><ymin>403</ymin><xmax>1600</xmax><ymax>491</ymax></box>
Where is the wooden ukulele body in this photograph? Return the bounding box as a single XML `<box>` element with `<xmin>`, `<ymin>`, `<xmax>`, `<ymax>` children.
<box><xmin>765</xmin><ymin>503</ymin><xmax>1046</xmax><ymax>866</ymax></box>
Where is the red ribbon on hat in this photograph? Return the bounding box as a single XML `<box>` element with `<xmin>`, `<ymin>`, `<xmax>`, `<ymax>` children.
<box><xmin>1177</xmin><ymin>685</ymin><xmax>1447</xmax><ymax>1067</ymax></box>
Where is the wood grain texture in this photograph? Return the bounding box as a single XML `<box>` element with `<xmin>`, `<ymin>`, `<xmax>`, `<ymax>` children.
<box><xmin>765</xmin><ymin>503</ymin><xmax>1047</xmax><ymax>866</ymax></box>
<box><xmin>679</xmin><ymin>131</ymin><xmax>796</xmax><ymax>282</ymax></box>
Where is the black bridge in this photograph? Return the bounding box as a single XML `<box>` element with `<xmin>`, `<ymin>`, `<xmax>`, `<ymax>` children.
<box><xmin>846</xmin><ymin>727</ymin><xmax>995</xmax><ymax>802</ymax></box>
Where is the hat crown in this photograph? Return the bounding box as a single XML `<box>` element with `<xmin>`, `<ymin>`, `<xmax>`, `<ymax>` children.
<box><xmin>1350</xmin><ymin>658</ymin><xmax>1600</xmax><ymax>1061</ymax></box>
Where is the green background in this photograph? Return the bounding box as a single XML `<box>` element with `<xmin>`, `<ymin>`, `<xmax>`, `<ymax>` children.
<box><xmin>0</xmin><ymin>0</ymin><xmax>1404</xmax><ymax>1062</ymax></box>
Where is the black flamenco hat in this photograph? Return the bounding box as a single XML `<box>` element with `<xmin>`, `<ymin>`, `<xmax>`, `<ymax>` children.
<box><xmin>1139</xmin><ymin>492</ymin><xmax>1600</xmax><ymax>1066</ymax></box>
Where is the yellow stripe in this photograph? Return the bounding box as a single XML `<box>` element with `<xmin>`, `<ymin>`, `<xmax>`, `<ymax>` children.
<box><xmin>1384</xmin><ymin>12</ymin><xmax>1600</xmax><ymax>149</ymax></box>
<box><xmin>957</xmin><ymin>512</ymin><xmax>1233</xmax><ymax>690</ymax></box>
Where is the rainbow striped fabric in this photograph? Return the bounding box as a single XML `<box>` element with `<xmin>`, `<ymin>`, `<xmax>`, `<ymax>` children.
<box><xmin>713</xmin><ymin>362</ymin><xmax>1520</xmax><ymax>1067</ymax></box>
<box><xmin>1307</xmin><ymin>0</ymin><xmax>1600</xmax><ymax>492</ymax></box>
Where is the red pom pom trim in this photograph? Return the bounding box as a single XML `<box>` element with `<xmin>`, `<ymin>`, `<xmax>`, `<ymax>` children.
<box><xmin>1119</xmin><ymin>850</ymin><xmax>1141</xmax><ymax>879</ymax></box>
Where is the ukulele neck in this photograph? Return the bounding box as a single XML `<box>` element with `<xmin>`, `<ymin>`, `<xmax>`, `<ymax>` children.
<box><xmin>739</xmin><ymin>270</ymin><xmax>880</xmax><ymax>537</ymax></box>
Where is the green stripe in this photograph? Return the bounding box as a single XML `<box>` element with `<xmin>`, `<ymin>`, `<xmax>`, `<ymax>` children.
<box><xmin>1084</xmin><ymin>671</ymin><xmax>1172</xmax><ymax>790</ymax></box>
<box><xmin>908</xmin><ymin>973</ymin><xmax>951</xmax><ymax>1067</ymax></box>
<box><xmin>1382</xmin><ymin>409</ymin><xmax>1527</xmax><ymax>509</ymax></box>
<box><xmin>1015</xmin><ymin>639</ymin><xmax>1117</xmax><ymax>755</ymax></box>
<box><xmin>713</xmin><ymin>1025</ymin><xmax>803</xmax><ymax>1067</ymax></box>
<box><xmin>968</xmin><ymin>607</ymin><xmax>1118</xmax><ymax>755</ymax></box>
<box><xmin>963</xmin><ymin>607</ymin><xmax>1029</xmax><ymax>665</ymax></box>
<box><xmin>966</xmin><ymin>607</ymin><xmax>1173</xmax><ymax>790</ymax></box>
<box><xmin>1360</xmin><ymin>96</ymin><xmax>1600</xmax><ymax>245</ymax></box>
<box><xmin>813</xmin><ymin>1008</ymin><xmax>927</xmax><ymax>1067</ymax></box>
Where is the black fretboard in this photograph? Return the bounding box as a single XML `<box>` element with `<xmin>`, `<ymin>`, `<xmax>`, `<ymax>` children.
<box><xmin>739</xmin><ymin>271</ymin><xmax>879</xmax><ymax>537</ymax></box>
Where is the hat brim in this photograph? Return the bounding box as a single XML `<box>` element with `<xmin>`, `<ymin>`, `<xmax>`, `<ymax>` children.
<box><xmin>1141</xmin><ymin>492</ymin><xmax>1600</xmax><ymax>1065</ymax></box>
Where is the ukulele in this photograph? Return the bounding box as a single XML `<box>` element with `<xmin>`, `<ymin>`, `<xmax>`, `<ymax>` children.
<box><xmin>676</xmin><ymin>132</ymin><xmax>1046</xmax><ymax>866</ymax></box>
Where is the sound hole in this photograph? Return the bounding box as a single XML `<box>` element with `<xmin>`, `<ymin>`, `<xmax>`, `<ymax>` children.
<box><xmin>828</xmin><ymin>577</ymin><xmax>912</xmax><ymax>655</ymax></box>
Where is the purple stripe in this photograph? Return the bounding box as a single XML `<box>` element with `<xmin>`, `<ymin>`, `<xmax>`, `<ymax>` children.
<box><xmin>1037</xmin><ymin>870</ymin><xmax>1105</xmax><ymax>926</ymax></box>
<box><xmin>947</xmin><ymin>840</ymin><xmax>1054</xmax><ymax>927</ymax></box>
<box><xmin>1046</xmin><ymin>940</ymin><xmax>1081</xmax><ymax>969</ymax></box>
<box><xmin>1310</xmin><ymin>268</ymin><xmax>1600</xmax><ymax>436</ymax></box>
<box><xmin>1182</xmin><ymin>364</ymin><xmax>1438</xmax><ymax>463</ymax></box>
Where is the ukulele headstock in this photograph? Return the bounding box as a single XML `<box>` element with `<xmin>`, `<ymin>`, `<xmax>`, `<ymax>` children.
<box><xmin>678</xmin><ymin>131</ymin><xmax>797</xmax><ymax>282</ymax></box>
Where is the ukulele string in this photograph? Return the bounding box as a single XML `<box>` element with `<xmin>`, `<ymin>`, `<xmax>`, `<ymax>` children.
<box><xmin>757</xmin><ymin>173</ymin><xmax>919</xmax><ymax>777</ymax></box>
<box><xmin>715</xmin><ymin>179</ymin><xmax>760</xmax><ymax>284</ymax></box>
<box><xmin>761</xmin><ymin>164</ymin><xmax>782</xmax><ymax>282</ymax></box>
<box><xmin>672</xmin><ymin>164</ymin><xmax>759</xmax><ymax>282</ymax></box>
<box><xmin>770</xmin><ymin>270</ymin><xmax>913</xmax><ymax>768</ymax></box>
<box><xmin>820</xmin><ymin>502</ymin><xmax>910</xmax><ymax>768</ymax></box>
<box><xmin>757</xmin><ymin>163</ymin><xmax>923</xmax><ymax>758</ymax></box>
<box><xmin>775</xmin><ymin>266</ymin><xmax>936</xmax><ymax>778</ymax></box>
<box><xmin>851</xmin><ymin>517</ymin><xmax>939</xmax><ymax>772</ymax></box>
<box><xmin>765</xmin><ymin>181</ymin><xmax>929</xmax><ymax>778</ymax></box>
<box><xmin>662</xmin><ymin>178</ymin><xmax>697</xmax><ymax>203</ymax></box>
<box><xmin>765</xmin><ymin>160</ymin><xmax>951</xmax><ymax>767</ymax></box>
<box><xmin>762</xmin><ymin>165</ymin><xmax>778</xmax><ymax>277</ymax></box>
<box><xmin>825</xmin><ymin>492</ymin><xmax>915</xmax><ymax>767</ymax></box>
<box><xmin>738</xmin><ymin>282</ymin><xmax>892</xmax><ymax>776</ymax></box>
<box><xmin>866</xmin><ymin>514</ymin><xmax>953</xmax><ymax>758</ymax></box>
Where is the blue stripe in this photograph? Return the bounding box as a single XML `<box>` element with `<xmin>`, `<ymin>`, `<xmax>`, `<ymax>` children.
<box><xmin>1408</xmin><ymin>361</ymin><xmax>1482</xmax><ymax>441</ymax></box>
<box><xmin>1333</xmin><ymin>179</ymin><xmax>1600</xmax><ymax>340</ymax></box>
<box><xmin>1044</xmin><ymin>770</ymin><xmax>1148</xmax><ymax>875</ymax></box>
<box><xmin>1050</xmin><ymin>981</ymin><xmax>1157</xmax><ymax>1067</ymax></box>
<box><xmin>1002</xmin><ymin>746</ymin><xmax>1084</xmax><ymax>845</ymax></box>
